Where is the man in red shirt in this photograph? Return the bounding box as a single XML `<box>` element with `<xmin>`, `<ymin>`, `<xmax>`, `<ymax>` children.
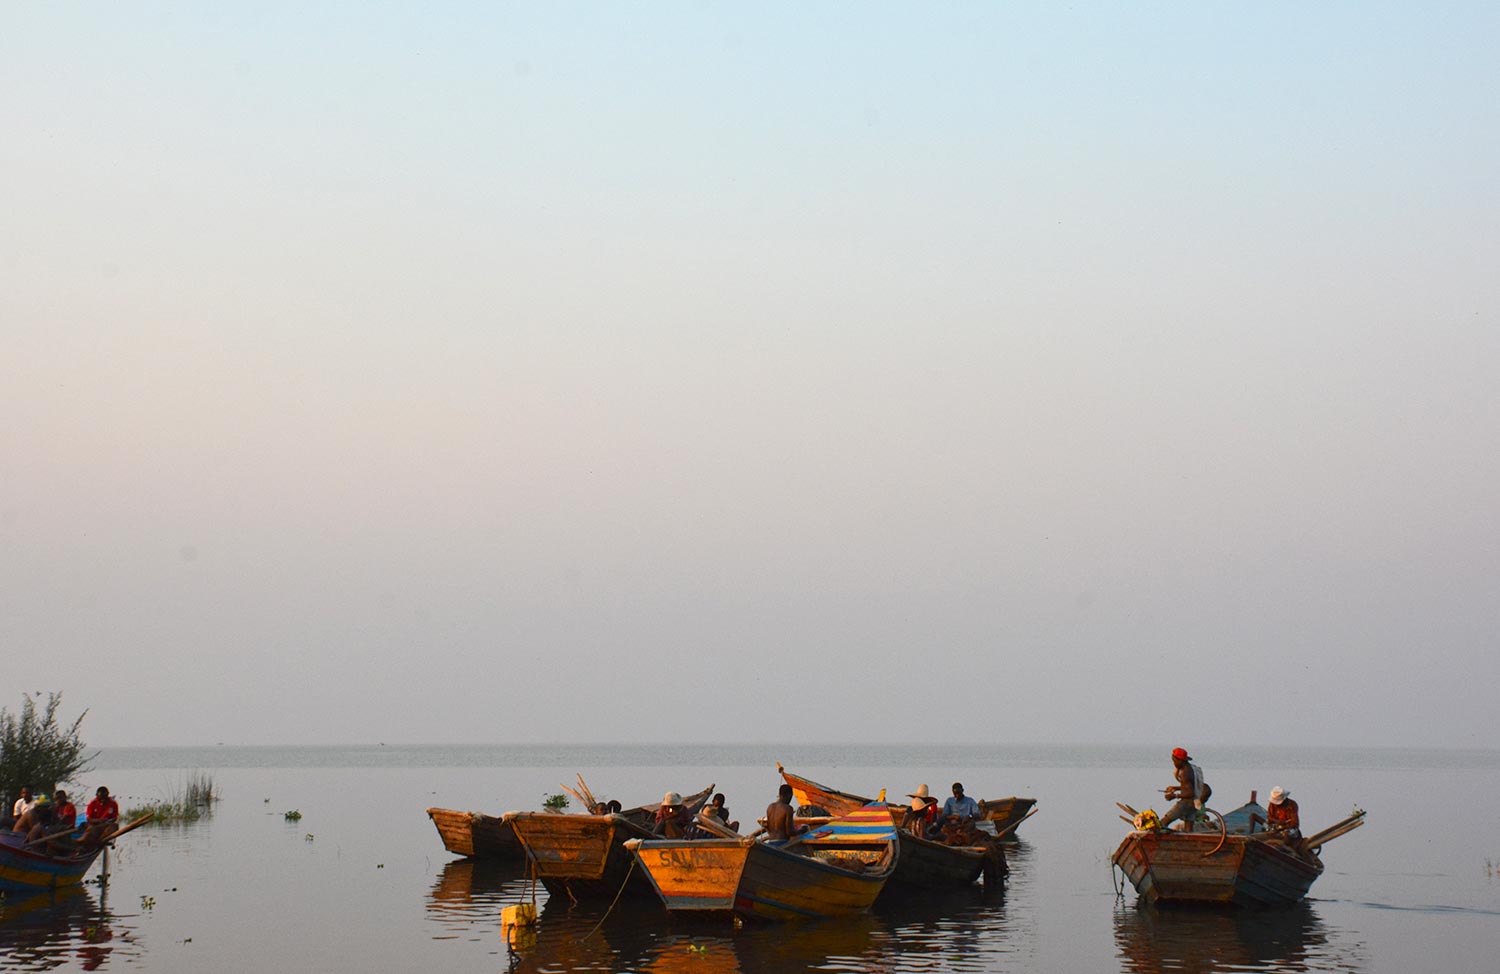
<box><xmin>81</xmin><ymin>786</ymin><xmax>120</xmax><ymax>846</ymax></box>
<box><xmin>1265</xmin><ymin>786</ymin><xmax>1300</xmax><ymax>836</ymax></box>
<box><xmin>52</xmin><ymin>789</ymin><xmax>78</xmax><ymax>829</ymax></box>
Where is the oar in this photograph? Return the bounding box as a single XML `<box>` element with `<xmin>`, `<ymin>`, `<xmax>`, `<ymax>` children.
<box><xmin>1299</xmin><ymin>812</ymin><xmax>1366</xmax><ymax>855</ymax></box>
<box><xmin>23</xmin><ymin>811</ymin><xmax>155</xmax><ymax>849</ymax></box>
<box><xmin>992</xmin><ymin>807</ymin><xmax>1038</xmax><ymax>841</ymax></box>
<box><xmin>23</xmin><ymin>825</ymin><xmax>84</xmax><ymax>849</ymax></box>
<box><xmin>1116</xmin><ymin>801</ymin><xmax>1140</xmax><ymax>818</ymax></box>
<box><xmin>559</xmin><ymin>784</ymin><xmax>591</xmax><ymax>810</ymax></box>
<box><xmin>576</xmin><ymin>774</ymin><xmax>598</xmax><ymax>811</ymax></box>
<box><xmin>105</xmin><ymin>811</ymin><xmax>156</xmax><ymax>842</ymax></box>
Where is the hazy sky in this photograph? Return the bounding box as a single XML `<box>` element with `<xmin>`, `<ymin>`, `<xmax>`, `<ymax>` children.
<box><xmin>2</xmin><ymin>3</ymin><xmax>1495</xmax><ymax>749</ymax></box>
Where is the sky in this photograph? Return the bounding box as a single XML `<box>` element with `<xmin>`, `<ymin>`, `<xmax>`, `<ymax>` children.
<box><xmin>1</xmin><ymin>2</ymin><xmax>1496</xmax><ymax>749</ymax></box>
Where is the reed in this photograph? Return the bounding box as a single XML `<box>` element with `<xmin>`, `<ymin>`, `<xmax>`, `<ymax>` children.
<box><xmin>124</xmin><ymin>771</ymin><xmax>219</xmax><ymax>824</ymax></box>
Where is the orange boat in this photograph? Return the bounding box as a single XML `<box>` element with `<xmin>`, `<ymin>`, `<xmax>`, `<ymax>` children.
<box><xmin>628</xmin><ymin>802</ymin><xmax>899</xmax><ymax>921</ymax></box>
<box><xmin>505</xmin><ymin>784</ymin><xmax>714</xmax><ymax>900</ymax></box>
<box><xmin>1112</xmin><ymin>796</ymin><xmax>1365</xmax><ymax>907</ymax></box>
<box><xmin>425</xmin><ymin>808</ymin><xmax>524</xmax><ymax>861</ymax></box>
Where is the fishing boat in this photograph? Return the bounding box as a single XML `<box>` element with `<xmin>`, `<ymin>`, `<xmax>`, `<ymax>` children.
<box><xmin>505</xmin><ymin>783</ymin><xmax>714</xmax><ymax>901</ymax></box>
<box><xmin>1111</xmin><ymin>794</ymin><xmax>1366</xmax><ymax>908</ymax></box>
<box><xmin>976</xmin><ymin>796</ymin><xmax>1040</xmax><ymax>835</ymax></box>
<box><xmin>425</xmin><ymin>807</ymin><xmax>525</xmax><ymax>861</ymax></box>
<box><xmin>0</xmin><ymin>813</ymin><xmax>154</xmax><ymax>893</ymax></box>
<box><xmin>776</xmin><ymin>767</ymin><xmax>1002</xmax><ymax>891</ymax></box>
<box><xmin>627</xmin><ymin>802</ymin><xmax>899</xmax><ymax>921</ymax></box>
<box><xmin>778</xmin><ymin>764</ymin><xmax>1037</xmax><ymax>841</ymax></box>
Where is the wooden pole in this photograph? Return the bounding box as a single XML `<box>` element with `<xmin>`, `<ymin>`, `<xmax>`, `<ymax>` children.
<box><xmin>992</xmin><ymin>807</ymin><xmax>1038</xmax><ymax>841</ymax></box>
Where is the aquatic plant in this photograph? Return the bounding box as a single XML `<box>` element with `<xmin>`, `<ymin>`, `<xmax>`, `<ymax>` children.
<box><xmin>542</xmin><ymin>792</ymin><xmax>569</xmax><ymax>811</ymax></box>
<box><xmin>124</xmin><ymin>772</ymin><xmax>220</xmax><ymax>824</ymax></box>
<box><xmin>285</xmin><ymin>809</ymin><xmax>302</xmax><ymax>821</ymax></box>
<box><xmin>184</xmin><ymin>771</ymin><xmax>218</xmax><ymax>807</ymax></box>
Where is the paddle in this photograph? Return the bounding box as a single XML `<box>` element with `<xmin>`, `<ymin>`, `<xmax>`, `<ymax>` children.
<box><xmin>22</xmin><ymin>824</ymin><xmax>85</xmax><ymax>849</ymax></box>
<box><xmin>26</xmin><ymin>811</ymin><xmax>156</xmax><ymax>849</ymax></box>
<box><xmin>992</xmin><ymin>807</ymin><xmax>1038</xmax><ymax>841</ymax></box>
<box><xmin>105</xmin><ymin>811</ymin><xmax>156</xmax><ymax>842</ymax></box>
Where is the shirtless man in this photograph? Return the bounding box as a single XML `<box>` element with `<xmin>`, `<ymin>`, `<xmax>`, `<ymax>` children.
<box><xmin>764</xmin><ymin>784</ymin><xmax>806</xmax><ymax>841</ymax></box>
<box><xmin>1159</xmin><ymin>747</ymin><xmax>1209</xmax><ymax>832</ymax></box>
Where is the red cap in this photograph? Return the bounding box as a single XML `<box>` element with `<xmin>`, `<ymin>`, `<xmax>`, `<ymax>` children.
<box><xmin>1171</xmin><ymin>747</ymin><xmax>1188</xmax><ymax>761</ymax></box>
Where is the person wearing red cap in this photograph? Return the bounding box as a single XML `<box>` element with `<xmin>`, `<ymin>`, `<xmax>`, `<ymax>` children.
<box><xmin>1160</xmin><ymin>747</ymin><xmax>1211</xmax><ymax>832</ymax></box>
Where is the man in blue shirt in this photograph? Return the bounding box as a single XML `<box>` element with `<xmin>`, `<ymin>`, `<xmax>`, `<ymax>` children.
<box><xmin>942</xmin><ymin>782</ymin><xmax>981</xmax><ymax>826</ymax></box>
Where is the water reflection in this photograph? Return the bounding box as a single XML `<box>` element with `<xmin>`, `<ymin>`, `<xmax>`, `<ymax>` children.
<box><xmin>424</xmin><ymin>858</ymin><xmax>535</xmax><ymax>937</ymax></box>
<box><xmin>510</xmin><ymin>898</ymin><xmax>663</xmax><ymax>973</ymax></box>
<box><xmin>1114</xmin><ymin>901</ymin><xmax>1363</xmax><ymax>973</ymax></box>
<box><xmin>490</xmin><ymin>879</ymin><xmax>1017</xmax><ymax>973</ymax></box>
<box><xmin>0</xmin><ymin>884</ymin><xmax>141</xmax><ymax>972</ymax></box>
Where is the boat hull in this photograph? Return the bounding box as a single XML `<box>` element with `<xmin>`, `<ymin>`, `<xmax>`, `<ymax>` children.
<box><xmin>507</xmin><ymin>813</ymin><xmax>656</xmax><ymax>900</ymax></box>
<box><xmin>632</xmin><ymin>838</ymin><xmax>894</xmax><ymax>921</ymax></box>
<box><xmin>0</xmin><ymin>835</ymin><xmax>104</xmax><ymax>893</ymax></box>
<box><xmin>977</xmin><ymin>797</ymin><xmax>1038</xmax><ymax>836</ymax></box>
<box><xmin>781</xmin><ymin>768</ymin><xmax>1035</xmax><ymax>841</ymax></box>
<box><xmin>887</xmin><ymin>830</ymin><xmax>992</xmax><ymax>892</ymax></box>
<box><xmin>426</xmin><ymin>807</ymin><xmax>524</xmax><ymax>860</ymax></box>
<box><xmin>1112</xmin><ymin>831</ymin><xmax>1323</xmax><ymax>908</ymax></box>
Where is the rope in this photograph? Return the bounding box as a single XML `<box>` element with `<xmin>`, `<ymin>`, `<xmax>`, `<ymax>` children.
<box><xmin>580</xmin><ymin>855</ymin><xmax>637</xmax><ymax>941</ymax></box>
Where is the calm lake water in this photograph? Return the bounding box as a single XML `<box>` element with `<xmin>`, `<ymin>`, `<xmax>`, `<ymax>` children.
<box><xmin>3</xmin><ymin>744</ymin><xmax>1497</xmax><ymax>972</ymax></box>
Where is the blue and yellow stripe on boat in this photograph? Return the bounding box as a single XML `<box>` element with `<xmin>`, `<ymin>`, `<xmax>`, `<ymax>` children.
<box><xmin>802</xmin><ymin>802</ymin><xmax>897</xmax><ymax>842</ymax></box>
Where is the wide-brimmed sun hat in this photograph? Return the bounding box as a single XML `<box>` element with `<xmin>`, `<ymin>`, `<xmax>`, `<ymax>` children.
<box><xmin>908</xmin><ymin>784</ymin><xmax>935</xmax><ymax>811</ymax></box>
<box><xmin>1269</xmin><ymin>786</ymin><xmax>1289</xmax><ymax>805</ymax></box>
<box><xmin>661</xmin><ymin>791</ymin><xmax>682</xmax><ymax>807</ymax></box>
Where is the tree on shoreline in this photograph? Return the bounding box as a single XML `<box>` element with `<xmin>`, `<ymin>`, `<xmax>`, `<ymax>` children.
<box><xmin>0</xmin><ymin>692</ymin><xmax>96</xmax><ymax>811</ymax></box>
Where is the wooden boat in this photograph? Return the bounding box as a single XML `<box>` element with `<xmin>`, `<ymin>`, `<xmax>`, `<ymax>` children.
<box><xmin>887</xmin><ymin>828</ymin><xmax>995</xmax><ymax>891</ymax></box>
<box><xmin>0</xmin><ymin>833</ymin><xmax>106</xmax><ymax>893</ymax></box>
<box><xmin>977</xmin><ymin>796</ymin><xmax>1040</xmax><ymax>834</ymax></box>
<box><xmin>778</xmin><ymin>764</ymin><xmax>1036</xmax><ymax>841</ymax></box>
<box><xmin>1111</xmin><ymin>795</ymin><xmax>1366</xmax><ymax>907</ymax></box>
<box><xmin>0</xmin><ymin>813</ymin><xmax>153</xmax><ymax>893</ymax></box>
<box><xmin>776</xmin><ymin>766</ymin><xmax>1000</xmax><ymax>891</ymax></box>
<box><xmin>627</xmin><ymin>802</ymin><xmax>899</xmax><ymax>921</ymax></box>
<box><xmin>425</xmin><ymin>807</ymin><xmax>525</xmax><ymax>861</ymax></box>
<box><xmin>505</xmin><ymin>783</ymin><xmax>714</xmax><ymax>901</ymax></box>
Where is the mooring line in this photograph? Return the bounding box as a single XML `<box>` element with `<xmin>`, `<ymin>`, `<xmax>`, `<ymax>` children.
<box><xmin>581</xmin><ymin>856</ymin><xmax>638</xmax><ymax>940</ymax></box>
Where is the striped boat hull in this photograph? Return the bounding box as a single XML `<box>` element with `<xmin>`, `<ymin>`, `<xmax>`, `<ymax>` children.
<box><xmin>0</xmin><ymin>835</ymin><xmax>104</xmax><ymax>893</ymax></box>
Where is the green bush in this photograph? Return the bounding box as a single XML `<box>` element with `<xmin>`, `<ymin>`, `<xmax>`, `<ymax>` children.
<box><xmin>0</xmin><ymin>693</ymin><xmax>95</xmax><ymax>810</ymax></box>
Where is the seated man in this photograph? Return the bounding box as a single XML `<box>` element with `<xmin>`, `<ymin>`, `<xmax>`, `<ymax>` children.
<box><xmin>937</xmin><ymin>782</ymin><xmax>982</xmax><ymax>844</ymax></box>
<box><xmin>79</xmin><ymin>786</ymin><xmax>120</xmax><ymax>848</ymax></box>
<box><xmin>902</xmin><ymin>785</ymin><xmax>939</xmax><ymax>835</ymax></box>
<box><xmin>6</xmin><ymin>785</ymin><xmax>36</xmax><ymax>831</ymax></box>
<box><xmin>654</xmin><ymin>792</ymin><xmax>693</xmax><ymax>838</ymax></box>
<box><xmin>702</xmin><ymin>793</ymin><xmax>738</xmax><ymax>832</ymax></box>
<box><xmin>1265</xmin><ymin>786</ymin><xmax>1300</xmax><ymax>837</ymax></box>
<box><xmin>19</xmin><ymin>798</ymin><xmax>57</xmax><ymax>843</ymax></box>
<box><xmin>52</xmin><ymin>789</ymin><xmax>79</xmax><ymax>832</ymax></box>
<box><xmin>764</xmin><ymin>784</ymin><xmax>808</xmax><ymax>842</ymax></box>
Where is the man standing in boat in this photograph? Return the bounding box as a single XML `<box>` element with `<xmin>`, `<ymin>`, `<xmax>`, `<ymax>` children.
<box><xmin>1159</xmin><ymin>747</ymin><xmax>1210</xmax><ymax>832</ymax></box>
